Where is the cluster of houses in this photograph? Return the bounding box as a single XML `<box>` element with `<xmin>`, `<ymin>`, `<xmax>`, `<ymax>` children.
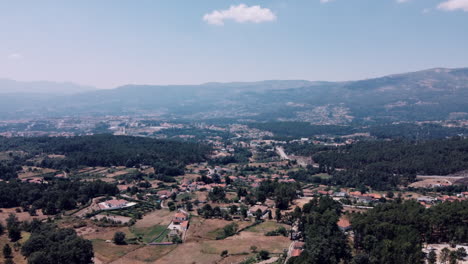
<box><xmin>304</xmin><ymin>186</ymin><xmax>468</xmax><ymax>208</ymax></box>
<box><xmin>417</xmin><ymin>192</ymin><xmax>468</xmax><ymax>208</ymax></box>
<box><xmin>303</xmin><ymin>188</ymin><xmax>383</xmax><ymax>204</ymax></box>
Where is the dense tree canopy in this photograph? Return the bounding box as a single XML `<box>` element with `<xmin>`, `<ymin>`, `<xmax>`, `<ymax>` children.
<box><xmin>286</xmin><ymin>137</ymin><xmax>468</xmax><ymax>189</ymax></box>
<box><xmin>0</xmin><ymin>179</ymin><xmax>118</xmax><ymax>213</ymax></box>
<box><xmin>21</xmin><ymin>223</ymin><xmax>93</xmax><ymax>264</ymax></box>
<box><xmin>352</xmin><ymin>200</ymin><xmax>468</xmax><ymax>264</ymax></box>
<box><xmin>0</xmin><ymin>134</ymin><xmax>211</xmax><ymax>170</ymax></box>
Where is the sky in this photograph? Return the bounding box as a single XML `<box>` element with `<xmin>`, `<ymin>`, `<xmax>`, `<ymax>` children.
<box><xmin>0</xmin><ymin>0</ymin><xmax>467</xmax><ymax>88</ymax></box>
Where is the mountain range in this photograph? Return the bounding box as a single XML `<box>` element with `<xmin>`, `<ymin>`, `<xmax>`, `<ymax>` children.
<box><xmin>1</xmin><ymin>67</ymin><xmax>468</xmax><ymax>124</ymax></box>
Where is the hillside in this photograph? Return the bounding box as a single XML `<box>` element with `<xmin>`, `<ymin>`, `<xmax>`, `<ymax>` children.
<box><xmin>0</xmin><ymin>67</ymin><xmax>467</xmax><ymax>123</ymax></box>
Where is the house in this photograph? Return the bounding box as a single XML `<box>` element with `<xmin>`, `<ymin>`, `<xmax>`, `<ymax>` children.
<box><xmin>172</xmin><ymin>210</ymin><xmax>189</xmax><ymax>224</ymax></box>
<box><xmin>355</xmin><ymin>195</ymin><xmax>374</xmax><ymax>204</ymax></box>
<box><xmin>333</xmin><ymin>192</ymin><xmax>348</xmax><ymax>198</ymax></box>
<box><xmin>337</xmin><ymin>216</ymin><xmax>352</xmax><ymax>232</ymax></box>
<box><xmin>98</xmin><ymin>199</ymin><xmax>129</xmax><ymax>210</ymax></box>
<box><xmin>180</xmin><ymin>220</ymin><xmax>189</xmax><ymax>231</ymax></box>
<box><xmin>291</xmin><ymin>241</ymin><xmax>304</xmax><ymax>257</ymax></box>
<box><xmin>248</xmin><ymin>205</ymin><xmax>269</xmax><ymax>217</ymax></box>
<box><xmin>303</xmin><ymin>189</ymin><xmax>314</xmax><ymax>197</ymax></box>
<box><xmin>157</xmin><ymin>190</ymin><xmax>173</xmax><ymax>199</ymax></box>
<box><xmin>417</xmin><ymin>196</ymin><xmax>436</xmax><ymax>204</ymax></box>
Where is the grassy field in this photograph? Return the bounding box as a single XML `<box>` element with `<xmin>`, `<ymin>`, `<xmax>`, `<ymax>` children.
<box><xmin>92</xmin><ymin>239</ymin><xmax>143</xmax><ymax>263</ymax></box>
<box><xmin>110</xmin><ymin>244</ymin><xmax>178</xmax><ymax>263</ymax></box>
<box><xmin>131</xmin><ymin>225</ymin><xmax>167</xmax><ymax>243</ymax></box>
<box><xmin>244</xmin><ymin>221</ymin><xmax>288</xmax><ymax>234</ymax></box>
<box><xmin>312</xmin><ymin>173</ymin><xmax>331</xmax><ymax>179</ymax></box>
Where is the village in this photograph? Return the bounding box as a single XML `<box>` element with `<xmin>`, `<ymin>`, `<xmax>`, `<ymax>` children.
<box><xmin>2</xmin><ymin>129</ymin><xmax>467</xmax><ymax>264</ymax></box>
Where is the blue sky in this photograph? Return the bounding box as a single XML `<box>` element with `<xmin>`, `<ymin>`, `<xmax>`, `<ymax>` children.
<box><xmin>1</xmin><ymin>0</ymin><xmax>467</xmax><ymax>88</ymax></box>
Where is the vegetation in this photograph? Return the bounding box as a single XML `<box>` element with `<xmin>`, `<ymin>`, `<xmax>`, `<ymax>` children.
<box><xmin>352</xmin><ymin>200</ymin><xmax>468</xmax><ymax>263</ymax></box>
<box><xmin>113</xmin><ymin>231</ymin><xmax>126</xmax><ymax>245</ymax></box>
<box><xmin>287</xmin><ymin>137</ymin><xmax>468</xmax><ymax>189</ymax></box>
<box><xmin>0</xmin><ymin>179</ymin><xmax>118</xmax><ymax>213</ymax></box>
<box><xmin>0</xmin><ymin>135</ymin><xmax>211</xmax><ymax>174</ymax></box>
<box><xmin>21</xmin><ymin>223</ymin><xmax>93</xmax><ymax>264</ymax></box>
<box><xmin>288</xmin><ymin>197</ymin><xmax>351</xmax><ymax>264</ymax></box>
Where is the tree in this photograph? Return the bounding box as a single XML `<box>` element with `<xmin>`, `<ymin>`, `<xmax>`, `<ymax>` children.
<box><xmin>449</xmin><ymin>250</ymin><xmax>458</xmax><ymax>264</ymax></box>
<box><xmin>170</xmin><ymin>192</ymin><xmax>177</xmax><ymax>201</ymax></box>
<box><xmin>171</xmin><ymin>235</ymin><xmax>183</xmax><ymax>244</ymax></box>
<box><xmin>229</xmin><ymin>205</ymin><xmax>238</xmax><ymax>215</ymax></box>
<box><xmin>255</xmin><ymin>209</ymin><xmax>263</xmax><ymax>221</ymax></box>
<box><xmin>456</xmin><ymin>248</ymin><xmax>467</xmax><ymax>260</ymax></box>
<box><xmin>8</xmin><ymin>225</ymin><xmax>21</xmax><ymax>242</ymax></box>
<box><xmin>275</xmin><ymin>208</ymin><xmax>281</xmax><ymax>222</ymax></box>
<box><xmin>185</xmin><ymin>201</ymin><xmax>193</xmax><ymax>211</ymax></box>
<box><xmin>3</xmin><ymin>244</ymin><xmax>12</xmax><ymax>259</ymax></box>
<box><xmin>250</xmin><ymin>245</ymin><xmax>258</xmax><ymax>253</ymax></box>
<box><xmin>386</xmin><ymin>191</ymin><xmax>395</xmax><ymax>199</ymax></box>
<box><xmin>427</xmin><ymin>250</ymin><xmax>437</xmax><ymax>264</ymax></box>
<box><xmin>222</xmin><ymin>223</ymin><xmax>238</xmax><ymax>238</ymax></box>
<box><xmin>0</xmin><ymin>222</ymin><xmax>4</xmax><ymax>236</ymax></box>
<box><xmin>240</xmin><ymin>206</ymin><xmax>248</xmax><ymax>219</ymax></box>
<box><xmin>258</xmin><ymin>250</ymin><xmax>270</xmax><ymax>260</ymax></box>
<box><xmin>169</xmin><ymin>204</ymin><xmax>176</xmax><ymax>211</ymax></box>
<box><xmin>114</xmin><ymin>231</ymin><xmax>126</xmax><ymax>245</ymax></box>
<box><xmin>224</xmin><ymin>176</ymin><xmax>231</xmax><ymax>185</ymax></box>
<box><xmin>221</xmin><ymin>250</ymin><xmax>229</xmax><ymax>257</ymax></box>
<box><xmin>441</xmin><ymin>248</ymin><xmax>451</xmax><ymax>264</ymax></box>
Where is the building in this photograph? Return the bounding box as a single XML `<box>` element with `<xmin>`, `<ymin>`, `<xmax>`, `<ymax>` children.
<box><xmin>98</xmin><ymin>199</ymin><xmax>130</xmax><ymax>210</ymax></box>
<box><xmin>337</xmin><ymin>216</ymin><xmax>352</xmax><ymax>232</ymax></box>
<box><xmin>248</xmin><ymin>205</ymin><xmax>269</xmax><ymax>217</ymax></box>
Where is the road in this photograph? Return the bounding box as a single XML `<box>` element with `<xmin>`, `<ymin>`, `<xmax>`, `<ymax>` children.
<box><xmin>276</xmin><ymin>147</ymin><xmax>290</xmax><ymax>160</ymax></box>
<box><xmin>284</xmin><ymin>241</ymin><xmax>295</xmax><ymax>264</ymax></box>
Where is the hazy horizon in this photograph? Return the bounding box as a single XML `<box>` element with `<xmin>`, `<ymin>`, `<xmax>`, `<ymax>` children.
<box><xmin>1</xmin><ymin>0</ymin><xmax>467</xmax><ymax>88</ymax></box>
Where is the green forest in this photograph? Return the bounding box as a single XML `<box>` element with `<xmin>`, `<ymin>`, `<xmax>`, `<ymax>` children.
<box><xmin>0</xmin><ymin>179</ymin><xmax>118</xmax><ymax>213</ymax></box>
<box><xmin>286</xmin><ymin>137</ymin><xmax>468</xmax><ymax>189</ymax></box>
<box><xmin>0</xmin><ymin>135</ymin><xmax>211</xmax><ymax>179</ymax></box>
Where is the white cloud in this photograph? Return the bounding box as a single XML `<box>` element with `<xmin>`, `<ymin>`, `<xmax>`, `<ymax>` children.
<box><xmin>320</xmin><ymin>0</ymin><xmax>333</xmax><ymax>3</ymax></box>
<box><xmin>396</xmin><ymin>0</ymin><xmax>410</xmax><ymax>3</ymax></box>
<box><xmin>438</xmin><ymin>0</ymin><xmax>468</xmax><ymax>11</ymax></box>
<box><xmin>203</xmin><ymin>4</ymin><xmax>276</xmax><ymax>26</ymax></box>
<box><xmin>7</xmin><ymin>53</ymin><xmax>23</xmax><ymax>60</ymax></box>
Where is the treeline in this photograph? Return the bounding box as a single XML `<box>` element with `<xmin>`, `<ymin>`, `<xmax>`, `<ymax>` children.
<box><xmin>352</xmin><ymin>200</ymin><xmax>468</xmax><ymax>263</ymax></box>
<box><xmin>369</xmin><ymin>123</ymin><xmax>468</xmax><ymax>140</ymax></box>
<box><xmin>249</xmin><ymin>121</ymin><xmax>467</xmax><ymax>140</ymax></box>
<box><xmin>0</xmin><ymin>179</ymin><xmax>118</xmax><ymax>213</ymax></box>
<box><xmin>0</xmin><ymin>134</ymin><xmax>211</xmax><ymax>170</ymax></box>
<box><xmin>288</xmin><ymin>137</ymin><xmax>468</xmax><ymax>189</ymax></box>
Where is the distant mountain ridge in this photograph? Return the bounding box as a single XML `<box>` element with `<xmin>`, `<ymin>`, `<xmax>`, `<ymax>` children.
<box><xmin>0</xmin><ymin>79</ymin><xmax>97</xmax><ymax>95</ymax></box>
<box><xmin>0</xmin><ymin>67</ymin><xmax>467</xmax><ymax>123</ymax></box>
